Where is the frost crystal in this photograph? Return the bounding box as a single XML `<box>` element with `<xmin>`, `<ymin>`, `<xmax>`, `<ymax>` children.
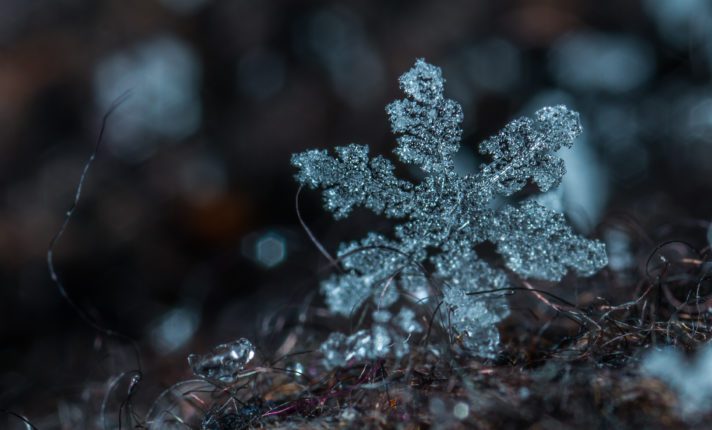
<box><xmin>188</xmin><ymin>338</ymin><xmax>255</xmax><ymax>384</ymax></box>
<box><xmin>319</xmin><ymin>315</ymin><xmax>411</xmax><ymax>369</ymax></box>
<box><xmin>292</xmin><ymin>59</ymin><xmax>607</xmax><ymax>365</ymax></box>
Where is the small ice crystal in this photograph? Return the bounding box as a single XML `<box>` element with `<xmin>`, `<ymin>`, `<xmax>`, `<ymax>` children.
<box><xmin>320</xmin><ymin>325</ymin><xmax>404</xmax><ymax>368</ymax></box>
<box><xmin>294</xmin><ymin>59</ymin><xmax>607</xmax><ymax>365</ymax></box>
<box><xmin>188</xmin><ymin>338</ymin><xmax>255</xmax><ymax>384</ymax></box>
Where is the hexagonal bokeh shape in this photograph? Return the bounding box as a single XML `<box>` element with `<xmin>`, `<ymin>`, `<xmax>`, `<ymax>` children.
<box><xmin>255</xmin><ymin>232</ymin><xmax>286</xmax><ymax>268</ymax></box>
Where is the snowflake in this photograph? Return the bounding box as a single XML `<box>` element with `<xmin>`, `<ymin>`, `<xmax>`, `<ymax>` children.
<box><xmin>292</xmin><ymin>59</ymin><xmax>607</xmax><ymax>364</ymax></box>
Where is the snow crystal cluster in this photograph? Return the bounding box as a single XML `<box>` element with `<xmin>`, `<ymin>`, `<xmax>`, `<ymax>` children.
<box><xmin>292</xmin><ymin>59</ymin><xmax>607</xmax><ymax>366</ymax></box>
<box><xmin>320</xmin><ymin>307</ymin><xmax>423</xmax><ymax>368</ymax></box>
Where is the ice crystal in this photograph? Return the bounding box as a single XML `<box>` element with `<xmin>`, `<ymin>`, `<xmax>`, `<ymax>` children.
<box><xmin>319</xmin><ymin>312</ymin><xmax>411</xmax><ymax>368</ymax></box>
<box><xmin>188</xmin><ymin>338</ymin><xmax>255</xmax><ymax>384</ymax></box>
<box><xmin>292</xmin><ymin>59</ymin><xmax>607</xmax><ymax>365</ymax></box>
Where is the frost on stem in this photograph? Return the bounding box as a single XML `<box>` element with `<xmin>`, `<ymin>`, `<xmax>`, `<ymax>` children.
<box><xmin>292</xmin><ymin>59</ymin><xmax>608</xmax><ymax>365</ymax></box>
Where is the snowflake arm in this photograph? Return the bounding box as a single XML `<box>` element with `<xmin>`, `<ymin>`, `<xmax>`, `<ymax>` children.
<box><xmin>488</xmin><ymin>200</ymin><xmax>608</xmax><ymax>281</ymax></box>
<box><xmin>433</xmin><ymin>249</ymin><xmax>511</xmax><ymax>356</ymax></box>
<box><xmin>291</xmin><ymin>144</ymin><xmax>414</xmax><ymax>219</ymax></box>
<box><xmin>328</xmin><ymin>233</ymin><xmax>408</xmax><ymax>314</ymax></box>
<box><xmin>386</xmin><ymin>59</ymin><xmax>463</xmax><ymax>175</ymax></box>
<box><xmin>320</xmin><ymin>273</ymin><xmax>371</xmax><ymax>318</ymax></box>
<box><xmin>478</xmin><ymin>105</ymin><xmax>582</xmax><ymax>196</ymax></box>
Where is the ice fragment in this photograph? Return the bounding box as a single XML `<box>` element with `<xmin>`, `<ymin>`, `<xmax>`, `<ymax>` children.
<box><xmin>188</xmin><ymin>338</ymin><xmax>255</xmax><ymax>384</ymax></box>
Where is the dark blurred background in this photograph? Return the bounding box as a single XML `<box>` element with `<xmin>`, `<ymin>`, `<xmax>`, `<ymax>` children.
<box><xmin>1</xmin><ymin>0</ymin><xmax>711</xmax><ymax>425</ymax></box>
